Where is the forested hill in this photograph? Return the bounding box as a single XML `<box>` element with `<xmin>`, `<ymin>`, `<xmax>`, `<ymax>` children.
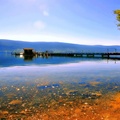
<box><xmin>0</xmin><ymin>39</ymin><xmax>120</xmax><ymax>53</ymax></box>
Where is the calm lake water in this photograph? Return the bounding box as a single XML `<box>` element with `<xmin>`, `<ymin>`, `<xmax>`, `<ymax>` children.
<box><xmin>1</xmin><ymin>52</ymin><xmax>120</xmax><ymax>120</ymax></box>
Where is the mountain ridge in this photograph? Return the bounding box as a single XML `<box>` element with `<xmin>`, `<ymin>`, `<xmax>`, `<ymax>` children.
<box><xmin>0</xmin><ymin>39</ymin><xmax>120</xmax><ymax>53</ymax></box>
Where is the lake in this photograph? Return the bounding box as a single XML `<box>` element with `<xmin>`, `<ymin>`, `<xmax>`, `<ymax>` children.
<box><xmin>0</xmin><ymin>52</ymin><xmax>120</xmax><ymax>120</ymax></box>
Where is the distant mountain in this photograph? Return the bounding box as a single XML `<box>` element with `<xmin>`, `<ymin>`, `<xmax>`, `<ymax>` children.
<box><xmin>0</xmin><ymin>39</ymin><xmax>120</xmax><ymax>53</ymax></box>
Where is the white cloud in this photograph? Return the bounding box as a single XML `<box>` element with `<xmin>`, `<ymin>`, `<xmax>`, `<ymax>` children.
<box><xmin>39</xmin><ymin>3</ymin><xmax>49</xmax><ymax>16</ymax></box>
<box><xmin>43</xmin><ymin>11</ymin><xmax>49</xmax><ymax>16</ymax></box>
<box><xmin>11</xmin><ymin>0</ymin><xmax>50</xmax><ymax>16</ymax></box>
<box><xmin>33</xmin><ymin>21</ymin><xmax>46</xmax><ymax>29</ymax></box>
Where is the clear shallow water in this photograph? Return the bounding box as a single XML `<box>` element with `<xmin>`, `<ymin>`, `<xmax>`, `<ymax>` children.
<box><xmin>0</xmin><ymin>53</ymin><xmax>120</xmax><ymax>119</ymax></box>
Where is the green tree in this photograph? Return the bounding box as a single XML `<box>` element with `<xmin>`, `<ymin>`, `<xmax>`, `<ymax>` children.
<box><xmin>114</xmin><ymin>10</ymin><xmax>120</xmax><ymax>28</ymax></box>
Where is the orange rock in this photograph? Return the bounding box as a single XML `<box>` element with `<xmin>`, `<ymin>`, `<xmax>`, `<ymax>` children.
<box><xmin>9</xmin><ymin>100</ymin><xmax>22</xmax><ymax>105</ymax></box>
<box><xmin>74</xmin><ymin>108</ymin><xmax>81</xmax><ymax>114</ymax></box>
<box><xmin>2</xmin><ymin>111</ymin><xmax>9</xmax><ymax>114</ymax></box>
<box><xmin>110</xmin><ymin>92</ymin><xmax>120</xmax><ymax>109</ymax></box>
<box><xmin>89</xmin><ymin>81</ymin><xmax>101</xmax><ymax>86</ymax></box>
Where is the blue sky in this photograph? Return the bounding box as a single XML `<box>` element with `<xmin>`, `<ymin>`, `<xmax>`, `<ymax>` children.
<box><xmin>0</xmin><ymin>0</ymin><xmax>120</xmax><ymax>45</ymax></box>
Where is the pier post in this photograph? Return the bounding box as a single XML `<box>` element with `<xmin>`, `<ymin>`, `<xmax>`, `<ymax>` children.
<box><xmin>87</xmin><ymin>54</ymin><xmax>94</xmax><ymax>57</ymax></box>
<box><xmin>102</xmin><ymin>54</ymin><xmax>110</xmax><ymax>58</ymax></box>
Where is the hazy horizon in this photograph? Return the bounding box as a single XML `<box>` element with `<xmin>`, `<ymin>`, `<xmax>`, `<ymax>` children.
<box><xmin>1</xmin><ymin>39</ymin><xmax>120</xmax><ymax>46</ymax></box>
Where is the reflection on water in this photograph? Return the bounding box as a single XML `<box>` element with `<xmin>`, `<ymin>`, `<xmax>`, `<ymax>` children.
<box><xmin>0</xmin><ymin>52</ymin><xmax>119</xmax><ymax>67</ymax></box>
<box><xmin>0</xmin><ymin>53</ymin><xmax>120</xmax><ymax>119</ymax></box>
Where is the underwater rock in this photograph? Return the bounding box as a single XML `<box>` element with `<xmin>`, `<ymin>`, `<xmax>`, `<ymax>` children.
<box><xmin>66</xmin><ymin>90</ymin><xmax>79</xmax><ymax>96</ymax></box>
<box><xmin>81</xmin><ymin>92</ymin><xmax>102</xmax><ymax>99</ymax></box>
<box><xmin>0</xmin><ymin>118</ymin><xmax>6</xmax><ymax>120</ymax></box>
<box><xmin>89</xmin><ymin>81</ymin><xmax>101</xmax><ymax>86</ymax></box>
<box><xmin>52</xmin><ymin>84</ymin><xmax>60</xmax><ymax>87</ymax></box>
<box><xmin>0</xmin><ymin>91</ymin><xmax>4</xmax><ymax>97</ymax></box>
<box><xmin>2</xmin><ymin>111</ymin><xmax>8</xmax><ymax>114</ymax></box>
<box><xmin>91</xmin><ymin>92</ymin><xmax>102</xmax><ymax>97</ymax></box>
<box><xmin>37</xmin><ymin>84</ymin><xmax>60</xmax><ymax>90</ymax></box>
<box><xmin>9</xmin><ymin>100</ymin><xmax>22</xmax><ymax>105</ymax></box>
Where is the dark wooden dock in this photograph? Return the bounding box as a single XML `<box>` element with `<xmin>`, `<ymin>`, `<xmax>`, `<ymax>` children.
<box><xmin>47</xmin><ymin>53</ymin><xmax>120</xmax><ymax>58</ymax></box>
<box><xmin>12</xmin><ymin>48</ymin><xmax>120</xmax><ymax>59</ymax></box>
<box><xmin>12</xmin><ymin>52</ymin><xmax>120</xmax><ymax>59</ymax></box>
<box><xmin>48</xmin><ymin>52</ymin><xmax>120</xmax><ymax>58</ymax></box>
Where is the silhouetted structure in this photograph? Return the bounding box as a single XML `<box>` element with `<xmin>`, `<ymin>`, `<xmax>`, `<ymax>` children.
<box><xmin>23</xmin><ymin>48</ymin><xmax>34</xmax><ymax>56</ymax></box>
<box><xmin>12</xmin><ymin>48</ymin><xmax>120</xmax><ymax>59</ymax></box>
<box><xmin>24</xmin><ymin>56</ymin><xmax>34</xmax><ymax>61</ymax></box>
